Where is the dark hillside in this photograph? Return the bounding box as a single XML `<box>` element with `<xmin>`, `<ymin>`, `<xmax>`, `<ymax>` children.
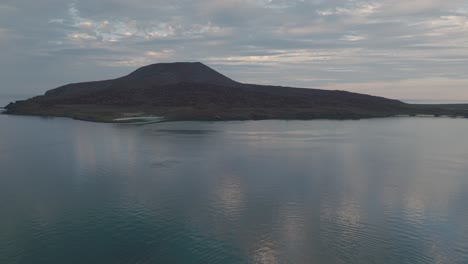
<box><xmin>4</xmin><ymin>62</ymin><xmax>467</xmax><ymax>122</ymax></box>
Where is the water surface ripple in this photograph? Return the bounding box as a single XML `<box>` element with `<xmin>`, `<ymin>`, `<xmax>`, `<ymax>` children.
<box><xmin>1</xmin><ymin>114</ymin><xmax>468</xmax><ymax>263</ymax></box>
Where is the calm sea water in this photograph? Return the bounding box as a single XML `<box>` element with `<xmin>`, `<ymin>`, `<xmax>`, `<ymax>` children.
<box><xmin>1</xmin><ymin>98</ymin><xmax>468</xmax><ymax>263</ymax></box>
<box><xmin>403</xmin><ymin>99</ymin><xmax>468</xmax><ymax>104</ymax></box>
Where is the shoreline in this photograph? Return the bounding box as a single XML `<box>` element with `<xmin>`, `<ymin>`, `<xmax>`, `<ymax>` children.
<box><xmin>3</xmin><ymin>109</ymin><xmax>468</xmax><ymax>124</ymax></box>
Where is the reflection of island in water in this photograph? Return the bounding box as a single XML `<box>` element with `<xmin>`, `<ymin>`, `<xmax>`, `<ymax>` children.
<box><xmin>4</xmin><ymin>62</ymin><xmax>468</xmax><ymax>122</ymax></box>
<box><xmin>1</xmin><ymin>118</ymin><xmax>468</xmax><ymax>263</ymax></box>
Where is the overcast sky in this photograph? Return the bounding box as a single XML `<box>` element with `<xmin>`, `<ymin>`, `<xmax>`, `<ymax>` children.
<box><xmin>1</xmin><ymin>0</ymin><xmax>468</xmax><ymax>99</ymax></box>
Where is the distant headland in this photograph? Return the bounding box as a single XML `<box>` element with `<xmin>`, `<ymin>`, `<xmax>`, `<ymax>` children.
<box><xmin>3</xmin><ymin>62</ymin><xmax>468</xmax><ymax>122</ymax></box>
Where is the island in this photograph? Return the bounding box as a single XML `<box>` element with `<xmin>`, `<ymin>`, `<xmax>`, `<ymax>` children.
<box><xmin>3</xmin><ymin>62</ymin><xmax>468</xmax><ymax>122</ymax></box>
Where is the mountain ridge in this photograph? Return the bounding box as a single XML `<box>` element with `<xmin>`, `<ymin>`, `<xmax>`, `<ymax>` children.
<box><xmin>4</xmin><ymin>62</ymin><xmax>468</xmax><ymax>122</ymax></box>
<box><xmin>45</xmin><ymin>62</ymin><xmax>240</xmax><ymax>98</ymax></box>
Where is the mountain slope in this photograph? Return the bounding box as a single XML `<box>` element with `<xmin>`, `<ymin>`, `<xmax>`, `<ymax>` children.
<box><xmin>44</xmin><ymin>62</ymin><xmax>239</xmax><ymax>98</ymax></box>
<box><xmin>4</xmin><ymin>62</ymin><xmax>468</xmax><ymax>122</ymax></box>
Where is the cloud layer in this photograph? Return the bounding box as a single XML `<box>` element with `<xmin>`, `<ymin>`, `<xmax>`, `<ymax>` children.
<box><xmin>1</xmin><ymin>0</ymin><xmax>468</xmax><ymax>99</ymax></box>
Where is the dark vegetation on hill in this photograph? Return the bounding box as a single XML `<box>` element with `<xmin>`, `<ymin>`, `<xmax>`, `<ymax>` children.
<box><xmin>4</xmin><ymin>62</ymin><xmax>468</xmax><ymax>122</ymax></box>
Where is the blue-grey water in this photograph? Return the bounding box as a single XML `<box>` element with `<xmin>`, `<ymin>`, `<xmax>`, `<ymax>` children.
<box><xmin>1</xmin><ymin>97</ymin><xmax>468</xmax><ymax>263</ymax></box>
<box><xmin>403</xmin><ymin>99</ymin><xmax>468</xmax><ymax>104</ymax></box>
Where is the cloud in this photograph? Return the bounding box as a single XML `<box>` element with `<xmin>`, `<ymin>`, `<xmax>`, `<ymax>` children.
<box><xmin>97</xmin><ymin>49</ymin><xmax>176</xmax><ymax>67</ymax></box>
<box><xmin>0</xmin><ymin>28</ymin><xmax>8</xmax><ymax>39</ymax></box>
<box><xmin>340</xmin><ymin>34</ymin><xmax>367</xmax><ymax>41</ymax></box>
<box><xmin>51</xmin><ymin>3</ymin><xmax>234</xmax><ymax>45</ymax></box>
<box><xmin>1</xmin><ymin>0</ymin><xmax>468</xmax><ymax>99</ymax></box>
<box><xmin>317</xmin><ymin>2</ymin><xmax>381</xmax><ymax>17</ymax></box>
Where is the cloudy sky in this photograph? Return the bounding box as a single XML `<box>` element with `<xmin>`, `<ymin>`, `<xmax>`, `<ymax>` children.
<box><xmin>1</xmin><ymin>0</ymin><xmax>468</xmax><ymax>99</ymax></box>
